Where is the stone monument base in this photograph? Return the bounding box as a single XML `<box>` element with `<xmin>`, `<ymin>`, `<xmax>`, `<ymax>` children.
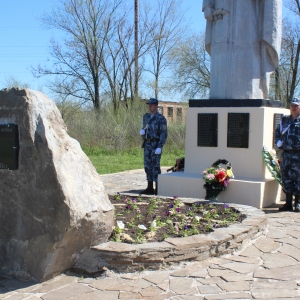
<box><xmin>158</xmin><ymin>100</ymin><xmax>289</xmax><ymax>209</ymax></box>
<box><xmin>159</xmin><ymin>172</ymin><xmax>282</xmax><ymax>209</ymax></box>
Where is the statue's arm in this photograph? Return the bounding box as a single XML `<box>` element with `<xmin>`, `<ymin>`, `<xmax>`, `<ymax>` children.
<box><xmin>202</xmin><ymin>0</ymin><xmax>214</xmax><ymax>21</ymax></box>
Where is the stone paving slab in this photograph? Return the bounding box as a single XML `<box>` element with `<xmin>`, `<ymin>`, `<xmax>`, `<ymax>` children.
<box><xmin>278</xmin><ymin>243</ymin><xmax>300</xmax><ymax>260</ymax></box>
<box><xmin>253</xmin><ymin>265</ymin><xmax>300</xmax><ymax>281</ymax></box>
<box><xmin>218</xmin><ymin>262</ymin><xmax>259</xmax><ymax>274</ymax></box>
<box><xmin>217</xmin><ymin>281</ymin><xmax>250</xmax><ymax>291</ymax></box>
<box><xmin>40</xmin><ymin>283</ymin><xmax>93</xmax><ymax>300</ymax></box>
<box><xmin>69</xmin><ymin>290</ymin><xmax>119</xmax><ymax>300</ymax></box>
<box><xmin>251</xmin><ymin>288</ymin><xmax>300</xmax><ymax>299</ymax></box>
<box><xmin>261</xmin><ymin>252</ymin><xmax>298</xmax><ymax>269</ymax></box>
<box><xmin>203</xmin><ymin>291</ymin><xmax>252</xmax><ymax>299</ymax></box>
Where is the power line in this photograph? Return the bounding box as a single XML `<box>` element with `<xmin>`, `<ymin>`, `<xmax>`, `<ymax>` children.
<box><xmin>0</xmin><ymin>46</ymin><xmax>47</xmax><ymax>48</ymax></box>
<box><xmin>0</xmin><ymin>61</ymin><xmax>49</xmax><ymax>62</ymax></box>
<box><xmin>0</xmin><ymin>27</ymin><xmax>44</xmax><ymax>29</ymax></box>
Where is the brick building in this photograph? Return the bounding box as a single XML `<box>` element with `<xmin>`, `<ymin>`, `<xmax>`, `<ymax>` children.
<box><xmin>157</xmin><ymin>101</ymin><xmax>187</xmax><ymax>122</ymax></box>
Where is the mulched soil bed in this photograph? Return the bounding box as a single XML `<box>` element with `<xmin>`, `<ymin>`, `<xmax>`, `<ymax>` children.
<box><xmin>109</xmin><ymin>194</ymin><xmax>246</xmax><ymax>244</ymax></box>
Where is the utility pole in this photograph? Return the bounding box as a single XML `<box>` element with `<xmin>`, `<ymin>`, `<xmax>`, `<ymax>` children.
<box><xmin>134</xmin><ymin>0</ymin><xmax>139</xmax><ymax>100</ymax></box>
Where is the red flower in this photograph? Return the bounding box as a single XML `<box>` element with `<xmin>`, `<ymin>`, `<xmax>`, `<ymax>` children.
<box><xmin>215</xmin><ymin>170</ymin><xmax>227</xmax><ymax>182</ymax></box>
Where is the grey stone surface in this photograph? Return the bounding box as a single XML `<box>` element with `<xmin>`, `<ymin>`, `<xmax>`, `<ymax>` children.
<box><xmin>69</xmin><ymin>291</ymin><xmax>119</xmax><ymax>300</ymax></box>
<box><xmin>204</xmin><ymin>292</ymin><xmax>252</xmax><ymax>299</ymax></box>
<box><xmin>261</xmin><ymin>252</ymin><xmax>298</xmax><ymax>269</ymax></box>
<box><xmin>225</xmin><ymin>256</ymin><xmax>260</xmax><ymax>265</ymax></box>
<box><xmin>169</xmin><ymin>278</ymin><xmax>194</xmax><ymax>294</ymax></box>
<box><xmin>40</xmin><ymin>283</ymin><xmax>93</xmax><ymax>300</ymax></box>
<box><xmin>239</xmin><ymin>245</ymin><xmax>263</xmax><ymax>258</ymax></box>
<box><xmin>143</xmin><ymin>272</ymin><xmax>170</xmax><ymax>285</ymax></box>
<box><xmin>251</xmin><ymin>280</ymin><xmax>298</xmax><ymax>289</ymax></box>
<box><xmin>197</xmin><ymin>277</ymin><xmax>225</xmax><ymax>285</ymax></box>
<box><xmin>217</xmin><ymin>281</ymin><xmax>250</xmax><ymax>292</ymax></box>
<box><xmin>197</xmin><ymin>284</ymin><xmax>222</xmax><ymax>294</ymax></box>
<box><xmin>253</xmin><ymin>265</ymin><xmax>300</xmax><ymax>280</ymax></box>
<box><xmin>220</xmin><ymin>273</ymin><xmax>253</xmax><ymax>282</ymax></box>
<box><xmin>251</xmin><ymin>288</ymin><xmax>299</xmax><ymax>299</ymax></box>
<box><xmin>30</xmin><ymin>275</ymin><xmax>77</xmax><ymax>293</ymax></box>
<box><xmin>0</xmin><ymin>88</ymin><xmax>114</xmax><ymax>281</ymax></box>
<box><xmin>254</xmin><ymin>240</ymin><xmax>281</xmax><ymax>253</ymax></box>
<box><xmin>218</xmin><ymin>262</ymin><xmax>259</xmax><ymax>274</ymax></box>
<box><xmin>278</xmin><ymin>244</ymin><xmax>300</xmax><ymax>261</ymax></box>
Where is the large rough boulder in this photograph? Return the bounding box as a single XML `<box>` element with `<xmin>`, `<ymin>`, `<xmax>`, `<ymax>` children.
<box><xmin>0</xmin><ymin>88</ymin><xmax>114</xmax><ymax>281</ymax></box>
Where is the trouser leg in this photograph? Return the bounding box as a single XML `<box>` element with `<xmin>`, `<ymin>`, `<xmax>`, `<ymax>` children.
<box><xmin>280</xmin><ymin>152</ymin><xmax>300</xmax><ymax>211</ymax></box>
<box><xmin>294</xmin><ymin>195</ymin><xmax>300</xmax><ymax>212</ymax></box>
<box><xmin>144</xmin><ymin>144</ymin><xmax>161</xmax><ymax>182</ymax></box>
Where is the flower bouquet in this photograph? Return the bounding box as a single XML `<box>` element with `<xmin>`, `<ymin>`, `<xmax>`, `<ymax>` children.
<box><xmin>202</xmin><ymin>159</ymin><xmax>234</xmax><ymax>200</ymax></box>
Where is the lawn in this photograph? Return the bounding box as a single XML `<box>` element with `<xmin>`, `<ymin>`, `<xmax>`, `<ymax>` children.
<box><xmin>83</xmin><ymin>146</ymin><xmax>185</xmax><ymax>174</ymax></box>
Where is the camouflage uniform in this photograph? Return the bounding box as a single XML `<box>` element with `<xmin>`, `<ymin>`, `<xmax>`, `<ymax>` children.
<box><xmin>275</xmin><ymin>114</ymin><xmax>300</xmax><ymax>195</ymax></box>
<box><xmin>142</xmin><ymin>112</ymin><xmax>167</xmax><ymax>182</ymax></box>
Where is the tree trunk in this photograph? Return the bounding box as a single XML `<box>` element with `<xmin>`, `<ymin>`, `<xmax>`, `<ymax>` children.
<box><xmin>289</xmin><ymin>38</ymin><xmax>300</xmax><ymax>101</ymax></box>
<box><xmin>134</xmin><ymin>0</ymin><xmax>139</xmax><ymax>100</ymax></box>
<box><xmin>275</xmin><ymin>68</ymin><xmax>281</xmax><ymax>101</ymax></box>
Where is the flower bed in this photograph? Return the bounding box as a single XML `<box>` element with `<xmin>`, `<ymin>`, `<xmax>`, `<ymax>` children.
<box><xmin>109</xmin><ymin>194</ymin><xmax>246</xmax><ymax>244</ymax></box>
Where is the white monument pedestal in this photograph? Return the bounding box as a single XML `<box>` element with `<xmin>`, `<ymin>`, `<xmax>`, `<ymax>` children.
<box><xmin>159</xmin><ymin>100</ymin><xmax>289</xmax><ymax>209</ymax></box>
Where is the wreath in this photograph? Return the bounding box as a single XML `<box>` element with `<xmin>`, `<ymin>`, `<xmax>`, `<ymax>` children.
<box><xmin>262</xmin><ymin>146</ymin><xmax>282</xmax><ymax>186</ymax></box>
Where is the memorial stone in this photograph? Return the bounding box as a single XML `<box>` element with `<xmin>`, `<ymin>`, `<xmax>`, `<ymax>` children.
<box><xmin>0</xmin><ymin>88</ymin><xmax>114</xmax><ymax>282</ymax></box>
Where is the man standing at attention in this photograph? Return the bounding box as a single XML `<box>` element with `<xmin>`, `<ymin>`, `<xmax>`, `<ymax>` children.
<box><xmin>140</xmin><ymin>98</ymin><xmax>168</xmax><ymax>195</ymax></box>
<box><xmin>275</xmin><ymin>98</ymin><xmax>300</xmax><ymax>212</ymax></box>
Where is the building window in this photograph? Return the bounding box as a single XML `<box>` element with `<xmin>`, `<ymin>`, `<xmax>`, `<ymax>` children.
<box><xmin>158</xmin><ymin>106</ymin><xmax>163</xmax><ymax>115</ymax></box>
<box><xmin>168</xmin><ymin>107</ymin><xmax>173</xmax><ymax>119</ymax></box>
<box><xmin>177</xmin><ymin>107</ymin><xmax>182</xmax><ymax>121</ymax></box>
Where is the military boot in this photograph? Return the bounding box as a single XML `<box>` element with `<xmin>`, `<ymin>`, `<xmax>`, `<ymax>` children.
<box><xmin>141</xmin><ymin>181</ymin><xmax>154</xmax><ymax>195</ymax></box>
<box><xmin>278</xmin><ymin>193</ymin><xmax>293</xmax><ymax>211</ymax></box>
<box><xmin>294</xmin><ymin>195</ymin><xmax>300</xmax><ymax>212</ymax></box>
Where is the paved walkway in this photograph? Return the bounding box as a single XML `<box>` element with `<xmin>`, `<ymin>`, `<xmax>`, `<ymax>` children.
<box><xmin>1</xmin><ymin>170</ymin><xmax>300</xmax><ymax>299</ymax></box>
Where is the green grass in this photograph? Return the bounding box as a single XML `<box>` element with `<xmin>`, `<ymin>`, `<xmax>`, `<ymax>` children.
<box><xmin>83</xmin><ymin>146</ymin><xmax>184</xmax><ymax>174</ymax></box>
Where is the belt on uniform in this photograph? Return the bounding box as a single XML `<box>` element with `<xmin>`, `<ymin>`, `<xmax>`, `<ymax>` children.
<box><xmin>145</xmin><ymin>138</ymin><xmax>159</xmax><ymax>142</ymax></box>
<box><xmin>284</xmin><ymin>149</ymin><xmax>300</xmax><ymax>154</ymax></box>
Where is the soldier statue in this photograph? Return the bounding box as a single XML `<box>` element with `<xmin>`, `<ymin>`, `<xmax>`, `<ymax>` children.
<box><xmin>202</xmin><ymin>0</ymin><xmax>282</xmax><ymax>99</ymax></box>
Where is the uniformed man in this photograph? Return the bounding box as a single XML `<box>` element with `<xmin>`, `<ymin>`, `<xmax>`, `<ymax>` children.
<box><xmin>275</xmin><ymin>97</ymin><xmax>300</xmax><ymax>211</ymax></box>
<box><xmin>140</xmin><ymin>98</ymin><xmax>168</xmax><ymax>195</ymax></box>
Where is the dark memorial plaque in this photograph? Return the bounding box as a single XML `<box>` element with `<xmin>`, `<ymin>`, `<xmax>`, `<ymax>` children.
<box><xmin>198</xmin><ymin>113</ymin><xmax>218</xmax><ymax>147</ymax></box>
<box><xmin>227</xmin><ymin>113</ymin><xmax>249</xmax><ymax>148</ymax></box>
<box><xmin>273</xmin><ymin>113</ymin><xmax>283</xmax><ymax>145</ymax></box>
<box><xmin>274</xmin><ymin>113</ymin><xmax>283</xmax><ymax>131</ymax></box>
<box><xmin>0</xmin><ymin>124</ymin><xmax>19</xmax><ymax>170</ymax></box>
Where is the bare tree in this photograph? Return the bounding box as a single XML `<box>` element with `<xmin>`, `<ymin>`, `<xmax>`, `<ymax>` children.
<box><xmin>3</xmin><ymin>76</ymin><xmax>31</xmax><ymax>89</ymax></box>
<box><xmin>143</xmin><ymin>0</ymin><xmax>186</xmax><ymax>99</ymax></box>
<box><xmin>287</xmin><ymin>0</ymin><xmax>300</xmax><ymax>16</ymax></box>
<box><xmin>168</xmin><ymin>33</ymin><xmax>210</xmax><ymax>99</ymax></box>
<box><xmin>32</xmin><ymin>0</ymin><xmax>125</xmax><ymax>110</ymax></box>
<box><xmin>272</xmin><ymin>1</ymin><xmax>300</xmax><ymax>104</ymax></box>
<box><xmin>100</xmin><ymin>2</ymin><xmax>158</xmax><ymax>110</ymax></box>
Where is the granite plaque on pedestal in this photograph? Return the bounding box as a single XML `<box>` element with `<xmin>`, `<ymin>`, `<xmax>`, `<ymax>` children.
<box><xmin>227</xmin><ymin>113</ymin><xmax>249</xmax><ymax>148</ymax></box>
<box><xmin>273</xmin><ymin>113</ymin><xmax>283</xmax><ymax>145</ymax></box>
<box><xmin>0</xmin><ymin>124</ymin><xmax>19</xmax><ymax>170</ymax></box>
<box><xmin>198</xmin><ymin>113</ymin><xmax>218</xmax><ymax>147</ymax></box>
